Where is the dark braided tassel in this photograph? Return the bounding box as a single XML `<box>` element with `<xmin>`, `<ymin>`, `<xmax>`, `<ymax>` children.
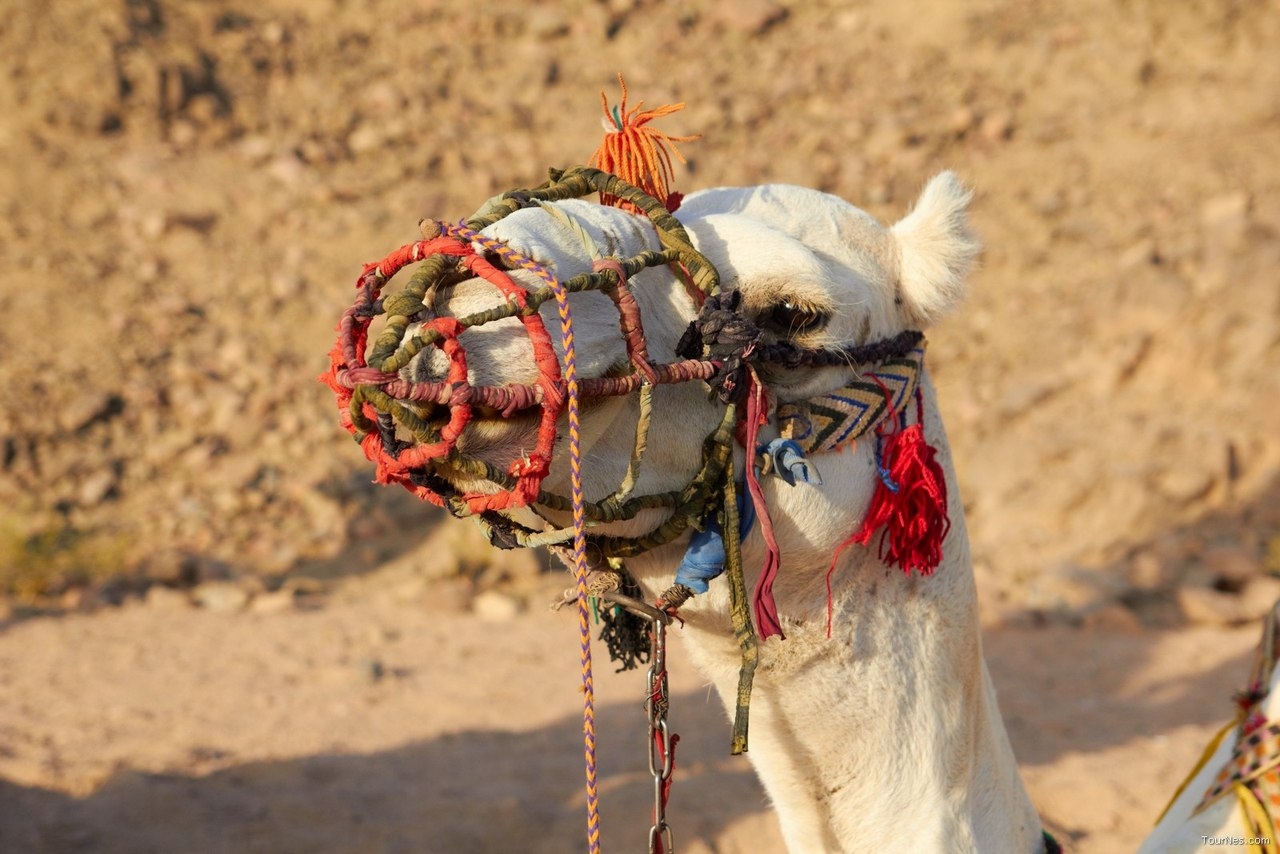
<box><xmin>677</xmin><ymin>289</ymin><xmax>762</xmax><ymax>404</ymax></box>
<box><xmin>598</xmin><ymin>569</ymin><xmax>651</xmax><ymax>672</ymax></box>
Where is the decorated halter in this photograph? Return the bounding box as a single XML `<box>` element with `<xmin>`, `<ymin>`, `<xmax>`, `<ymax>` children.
<box><xmin>323</xmin><ymin>203</ymin><xmax>928</xmax><ymax>537</ymax></box>
<box><xmin>322</xmin><ymin>82</ymin><xmax>949</xmax><ymax>759</ymax></box>
<box><xmin>323</xmin><ymin>164</ymin><xmax>728</xmax><ymax>545</ymax></box>
<box><xmin>1153</xmin><ymin>602</ymin><xmax>1280</xmax><ymax>854</ymax></box>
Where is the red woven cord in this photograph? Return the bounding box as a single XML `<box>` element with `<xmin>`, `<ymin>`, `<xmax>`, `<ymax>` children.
<box><xmin>321</xmin><ymin>237</ymin><xmax>474</xmax><ymax>507</ymax></box>
<box><xmin>593</xmin><ymin>258</ymin><xmax>660</xmax><ymax>385</ymax></box>
<box><xmin>455</xmin><ymin>251</ymin><xmax>561</xmax><ymax>513</ymax></box>
<box><xmin>851</xmin><ymin>388</ymin><xmax>951</xmax><ymax>576</ymax></box>
<box><xmin>743</xmin><ymin>370</ymin><xmax>785</xmax><ymax>641</ymax></box>
<box><xmin>360</xmin><ymin>236</ymin><xmax>469</xmax><ymax>288</ymax></box>
<box><xmin>333</xmin><ymin>359</ymin><xmax>719</xmax><ymax>409</ymax></box>
<box><xmin>824</xmin><ymin>531</ymin><xmax>862</xmax><ymax>639</ymax></box>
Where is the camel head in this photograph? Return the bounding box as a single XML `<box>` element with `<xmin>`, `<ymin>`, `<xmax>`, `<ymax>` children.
<box><xmin>327</xmin><ymin>169</ymin><xmax>978</xmax><ymax>573</ymax></box>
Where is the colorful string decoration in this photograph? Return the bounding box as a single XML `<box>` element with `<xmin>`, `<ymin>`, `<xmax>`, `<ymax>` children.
<box><xmin>590</xmin><ymin>73</ymin><xmax>699</xmax><ymax>214</ymax></box>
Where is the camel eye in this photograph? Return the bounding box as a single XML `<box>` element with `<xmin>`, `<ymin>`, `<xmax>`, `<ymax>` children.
<box><xmin>762</xmin><ymin>300</ymin><xmax>827</xmax><ymax>337</ymax></box>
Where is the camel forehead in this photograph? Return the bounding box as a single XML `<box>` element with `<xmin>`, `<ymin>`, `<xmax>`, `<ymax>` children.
<box><xmin>679</xmin><ymin>184</ymin><xmax>900</xmax><ymax>279</ymax></box>
<box><xmin>684</xmin><ymin>215</ymin><xmax>829</xmax><ymax>306</ymax></box>
<box><xmin>684</xmin><ymin>212</ymin><xmax>894</xmax><ymax>313</ymax></box>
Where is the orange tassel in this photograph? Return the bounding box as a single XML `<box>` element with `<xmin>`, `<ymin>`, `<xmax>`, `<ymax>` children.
<box><xmin>589</xmin><ymin>74</ymin><xmax>699</xmax><ymax>214</ymax></box>
<box><xmin>852</xmin><ymin>422</ymin><xmax>951</xmax><ymax>576</ymax></box>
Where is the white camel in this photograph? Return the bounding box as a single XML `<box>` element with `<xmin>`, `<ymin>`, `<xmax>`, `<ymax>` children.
<box><xmin>390</xmin><ymin>173</ymin><xmax>1277</xmax><ymax>852</ymax></box>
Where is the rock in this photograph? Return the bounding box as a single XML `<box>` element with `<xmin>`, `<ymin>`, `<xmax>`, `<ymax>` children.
<box><xmin>1154</xmin><ymin>467</ymin><xmax>1214</xmax><ymax>506</ymax></box>
<box><xmin>363</xmin><ymin>625</ymin><xmax>395</xmax><ymax>647</ymax></box>
<box><xmin>525</xmin><ymin>7</ymin><xmax>570</xmax><ymax>38</ymax></box>
<box><xmin>1118</xmin><ymin>238</ymin><xmax>1158</xmax><ymax>271</ymax></box>
<box><xmin>1032</xmin><ymin>190</ymin><xmax>1065</xmax><ymax>218</ymax></box>
<box><xmin>168</xmin><ymin>119</ymin><xmax>199</xmax><ymax>148</ymax></box>
<box><xmin>1082</xmin><ymin>602</ymin><xmax>1143</xmax><ymax>633</ymax></box>
<box><xmin>356</xmin><ymin>657</ymin><xmax>385</xmax><ymax>684</ymax></box>
<box><xmin>997</xmin><ymin>379</ymin><xmax>1065</xmax><ymax>420</ymax></box>
<box><xmin>1201</xmin><ymin>191</ymin><xmax>1250</xmax><ymax>242</ymax></box>
<box><xmin>299</xmin><ymin>138</ymin><xmax>339</xmax><ymax>165</ymax></box>
<box><xmin>237</xmin><ymin>134</ymin><xmax>273</xmax><ymax>163</ymax></box>
<box><xmin>1127</xmin><ymin>550</ymin><xmax>1169</xmax><ymax>591</ymax></box>
<box><xmin>78</xmin><ymin>469</ymin><xmax>119</xmax><ymax>506</ymax></box>
<box><xmin>1197</xmin><ymin>191</ymin><xmax>1251</xmax><ymax>292</ymax></box>
<box><xmin>141</xmin><ymin>551</ymin><xmax>201</xmax><ymax>587</ymax></box>
<box><xmin>371</xmin><ymin>530</ymin><xmax>469</xmax><ymax>585</ymax></box>
<box><xmin>281</xmin><ymin>576</ymin><xmax>326</xmax><ymax>595</ymax></box>
<box><xmin>865</xmin><ymin>182</ymin><xmax>893</xmax><ymax>205</ymax></box>
<box><xmin>1240</xmin><ymin>576</ymin><xmax>1280</xmax><ymax>622</ymax></box>
<box><xmin>420</xmin><ymin>577</ymin><xmax>474</xmax><ymax>614</ymax></box>
<box><xmin>489</xmin><ymin>546</ymin><xmax>542</xmax><ymax>579</ymax></box>
<box><xmin>713</xmin><ymin>0</ymin><xmax>788</xmax><ymax>35</ymax></box>
<box><xmin>1203</xmin><ymin>544</ymin><xmax>1259</xmax><ymax>588</ymax></box>
<box><xmin>60</xmin><ymin>391</ymin><xmax>124</xmax><ymax>433</ymax></box>
<box><xmin>269</xmin><ymin>272</ymin><xmax>304</xmax><ymax>301</ymax></box>
<box><xmin>268</xmin><ymin>154</ymin><xmax>305</xmax><ymax>185</ymax></box>
<box><xmin>1024</xmin><ymin>562</ymin><xmax>1127</xmax><ymax>615</ymax></box>
<box><xmin>86</xmin><ymin>577</ymin><xmax>132</xmax><ymax>609</ymax></box>
<box><xmin>191</xmin><ymin>556</ymin><xmax>235</xmax><ymax>584</ymax></box>
<box><xmin>261</xmin><ymin>20</ymin><xmax>286</xmax><ymax>45</ymax></box>
<box><xmin>471</xmin><ymin>590</ymin><xmax>522</xmax><ymax>621</ymax></box>
<box><xmin>346</xmin><ymin>123</ymin><xmax>385</xmax><ymax>156</ymax></box>
<box><xmin>145</xmin><ymin>584</ymin><xmax>192</xmax><ymax>610</ymax></box>
<box><xmin>1177</xmin><ymin>585</ymin><xmax>1244</xmax><ymax>626</ymax></box>
<box><xmin>1092</xmin><ymin>333</ymin><xmax>1151</xmax><ymax>394</ymax></box>
<box><xmin>387</xmin><ymin>574</ymin><xmax>429</xmax><ymax>605</ymax></box>
<box><xmin>980</xmin><ymin>111</ymin><xmax>1014</xmax><ymax>143</ymax></box>
<box><xmin>193</xmin><ymin>581</ymin><xmax>250</xmax><ymax>613</ymax></box>
<box><xmin>1122</xmin><ymin>589</ymin><xmax>1183</xmax><ymax>628</ymax></box>
<box><xmin>950</xmin><ymin>106</ymin><xmax>977</xmax><ymax>136</ymax></box>
<box><xmin>248</xmin><ymin>588</ymin><xmax>297</xmax><ymax>614</ymax></box>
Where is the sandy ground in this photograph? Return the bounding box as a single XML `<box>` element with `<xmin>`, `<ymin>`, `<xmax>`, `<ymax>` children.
<box><xmin>2</xmin><ymin>0</ymin><xmax>1279</xmax><ymax>851</ymax></box>
<box><xmin>0</xmin><ymin>593</ymin><xmax>1262</xmax><ymax>853</ymax></box>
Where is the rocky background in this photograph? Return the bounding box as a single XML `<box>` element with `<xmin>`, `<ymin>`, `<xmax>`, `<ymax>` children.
<box><xmin>1</xmin><ymin>1</ymin><xmax>1278</xmax><ymax>851</ymax></box>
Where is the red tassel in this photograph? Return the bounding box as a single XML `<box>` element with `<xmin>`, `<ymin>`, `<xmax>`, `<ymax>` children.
<box><xmin>852</xmin><ymin>421</ymin><xmax>951</xmax><ymax>576</ymax></box>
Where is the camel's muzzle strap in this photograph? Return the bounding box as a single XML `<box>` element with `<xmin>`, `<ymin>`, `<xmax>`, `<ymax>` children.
<box><xmin>323</xmin><ymin>166</ymin><xmax>735</xmax><ymax>560</ymax></box>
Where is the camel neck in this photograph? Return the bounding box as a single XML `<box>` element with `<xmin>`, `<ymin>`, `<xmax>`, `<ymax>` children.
<box><xmin>648</xmin><ymin>535</ymin><xmax>1043</xmax><ymax>852</ymax></box>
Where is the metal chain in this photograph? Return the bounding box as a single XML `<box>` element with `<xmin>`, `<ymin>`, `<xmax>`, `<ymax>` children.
<box><xmin>646</xmin><ymin>615</ymin><xmax>676</xmax><ymax>854</ymax></box>
<box><xmin>600</xmin><ymin>591</ymin><xmax>677</xmax><ymax>854</ymax></box>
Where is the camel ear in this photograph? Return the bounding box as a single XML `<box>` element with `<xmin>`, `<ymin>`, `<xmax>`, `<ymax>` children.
<box><xmin>890</xmin><ymin>171</ymin><xmax>979</xmax><ymax>327</ymax></box>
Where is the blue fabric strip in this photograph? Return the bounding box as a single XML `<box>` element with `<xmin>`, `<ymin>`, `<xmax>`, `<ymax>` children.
<box><xmin>673</xmin><ymin>486</ymin><xmax>756</xmax><ymax>593</ymax></box>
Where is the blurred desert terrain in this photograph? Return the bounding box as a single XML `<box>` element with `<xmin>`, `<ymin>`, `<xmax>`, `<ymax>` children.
<box><xmin>1</xmin><ymin>0</ymin><xmax>1278</xmax><ymax>851</ymax></box>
